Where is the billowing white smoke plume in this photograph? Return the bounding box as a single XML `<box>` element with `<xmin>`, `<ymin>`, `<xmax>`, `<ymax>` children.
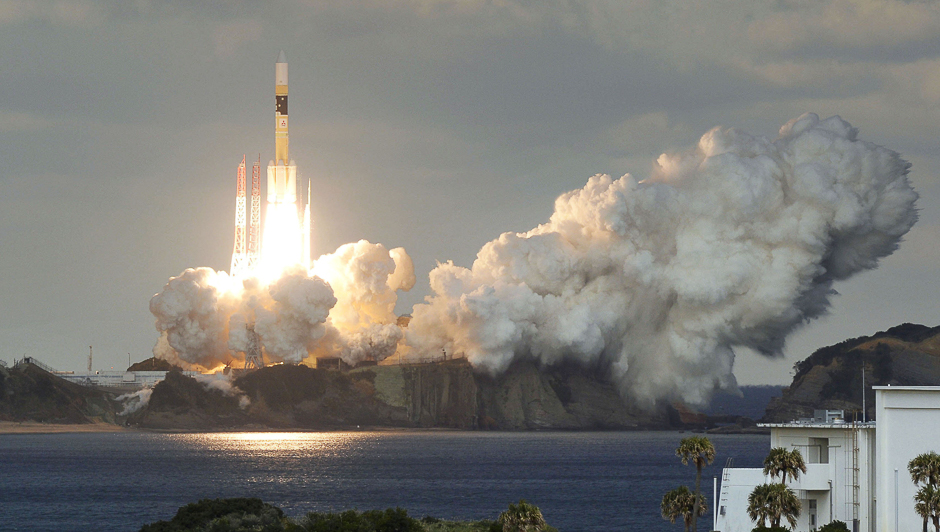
<box><xmin>193</xmin><ymin>374</ymin><xmax>251</xmax><ymax>409</ymax></box>
<box><xmin>309</xmin><ymin>241</ymin><xmax>416</xmax><ymax>361</ymax></box>
<box><xmin>117</xmin><ymin>388</ymin><xmax>153</xmax><ymax>416</ymax></box>
<box><xmin>152</xmin><ymin>113</ymin><xmax>917</xmax><ymax>407</ymax></box>
<box><xmin>150</xmin><ymin>241</ymin><xmax>414</xmax><ymax>370</ymax></box>
<box><xmin>405</xmin><ymin>113</ymin><xmax>918</xmax><ymax>405</ymax></box>
<box><xmin>117</xmin><ymin>375</ymin><xmax>251</xmax><ymax>415</ymax></box>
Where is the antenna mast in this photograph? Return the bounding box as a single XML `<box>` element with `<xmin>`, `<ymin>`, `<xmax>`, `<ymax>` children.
<box><xmin>862</xmin><ymin>366</ymin><xmax>866</xmax><ymax>423</ymax></box>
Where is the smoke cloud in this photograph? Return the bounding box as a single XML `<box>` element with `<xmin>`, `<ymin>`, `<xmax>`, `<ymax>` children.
<box><xmin>194</xmin><ymin>374</ymin><xmax>251</xmax><ymax>409</ymax></box>
<box><xmin>151</xmin><ymin>113</ymin><xmax>918</xmax><ymax>407</ymax></box>
<box><xmin>117</xmin><ymin>388</ymin><xmax>153</xmax><ymax>416</ymax></box>
<box><xmin>150</xmin><ymin>241</ymin><xmax>414</xmax><ymax>370</ymax></box>
<box><xmin>405</xmin><ymin>113</ymin><xmax>918</xmax><ymax>405</ymax></box>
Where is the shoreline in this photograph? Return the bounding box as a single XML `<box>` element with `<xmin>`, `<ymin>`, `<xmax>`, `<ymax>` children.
<box><xmin>0</xmin><ymin>421</ymin><xmax>769</xmax><ymax>435</ymax></box>
<box><xmin>0</xmin><ymin>421</ymin><xmax>131</xmax><ymax>434</ymax></box>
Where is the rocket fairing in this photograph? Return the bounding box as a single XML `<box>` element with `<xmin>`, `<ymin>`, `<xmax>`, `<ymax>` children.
<box><xmin>268</xmin><ymin>50</ymin><xmax>297</xmax><ymax>204</ymax></box>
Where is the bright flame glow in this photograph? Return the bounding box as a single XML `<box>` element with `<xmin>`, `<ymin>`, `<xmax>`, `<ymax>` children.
<box><xmin>259</xmin><ymin>202</ymin><xmax>303</xmax><ymax>282</ymax></box>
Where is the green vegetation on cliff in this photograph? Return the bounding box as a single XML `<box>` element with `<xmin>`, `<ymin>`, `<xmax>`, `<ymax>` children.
<box><xmin>765</xmin><ymin>323</ymin><xmax>940</xmax><ymax>422</ymax></box>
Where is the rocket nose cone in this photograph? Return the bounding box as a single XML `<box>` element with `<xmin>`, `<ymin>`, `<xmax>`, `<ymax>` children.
<box><xmin>277</xmin><ymin>50</ymin><xmax>287</xmax><ymax>63</ymax></box>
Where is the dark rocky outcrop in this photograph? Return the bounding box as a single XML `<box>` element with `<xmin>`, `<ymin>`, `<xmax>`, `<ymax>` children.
<box><xmin>132</xmin><ymin>370</ymin><xmax>250</xmax><ymax>430</ymax></box>
<box><xmin>128</xmin><ymin>359</ymin><xmax>673</xmax><ymax>430</ymax></box>
<box><xmin>0</xmin><ymin>362</ymin><xmax>120</xmax><ymax>424</ymax></box>
<box><xmin>127</xmin><ymin>357</ymin><xmax>179</xmax><ymax>372</ymax></box>
<box><xmin>764</xmin><ymin>323</ymin><xmax>940</xmax><ymax>422</ymax></box>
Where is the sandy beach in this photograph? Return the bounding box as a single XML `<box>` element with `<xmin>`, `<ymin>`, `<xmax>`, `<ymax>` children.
<box><xmin>0</xmin><ymin>421</ymin><xmax>129</xmax><ymax>434</ymax></box>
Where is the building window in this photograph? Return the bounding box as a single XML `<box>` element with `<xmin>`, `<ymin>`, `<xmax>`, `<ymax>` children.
<box><xmin>809</xmin><ymin>438</ymin><xmax>829</xmax><ymax>463</ymax></box>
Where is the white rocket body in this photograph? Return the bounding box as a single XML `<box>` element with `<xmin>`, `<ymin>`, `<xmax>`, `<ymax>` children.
<box><xmin>268</xmin><ymin>51</ymin><xmax>296</xmax><ymax>204</ymax></box>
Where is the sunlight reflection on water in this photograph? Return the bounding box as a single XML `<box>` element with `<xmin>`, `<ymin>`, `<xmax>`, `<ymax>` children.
<box><xmin>164</xmin><ymin>431</ymin><xmax>378</xmax><ymax>462</ymax></box>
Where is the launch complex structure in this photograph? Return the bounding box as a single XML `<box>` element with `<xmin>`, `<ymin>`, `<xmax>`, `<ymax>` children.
<box><xmin>229</xmin><ymin>50</ymin><xmax>313</xmax><ymax>369</ymax></box>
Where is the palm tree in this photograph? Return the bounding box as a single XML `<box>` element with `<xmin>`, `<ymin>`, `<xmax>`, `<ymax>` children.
<box><xmin>909</xmin><ymin>452</ymin><xmax>940</xmax><ymax>532</ymax></box>
<box><xmin>496</xmin><ymin>500</ymin><xmax>549</xmax><ymax>532</ymax></box>
<box><xmin>746</xmin><ymin>483</ymin><xmax>774</xmax><ymax>529</ymax></box>
<box><xmin>747</xmin><ymin>483</ymin><xmax>801</xmax><ymax>529</ymax></box>
<box><xmin>914</xmin><ymin>485</ymin><xmax>940</xmax><ymax>532</ymax></box>
<box><xmin>910</xmin><ymin>452</ymin><xmax>940</xmax><ymax>487</ymax></box>
<box><xmin>763</xmin><ymin>447</ymin><xmax>807</xmax><ymax>485</ymax></box>
<box><xmin>676</xmin><ymin>436</ymin><xmax>715</xmax><ymax>532</ymax></box>
<box><xmin>661</xmin><ymin>486</ymin><xmax>707</xmax><ymax>532</ymax></box>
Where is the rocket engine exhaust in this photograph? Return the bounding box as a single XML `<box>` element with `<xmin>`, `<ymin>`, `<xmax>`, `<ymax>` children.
<box><xmin>259</xmin><ymin>50</ymin><xmax>308</xmax><ymax>280</ymax></box>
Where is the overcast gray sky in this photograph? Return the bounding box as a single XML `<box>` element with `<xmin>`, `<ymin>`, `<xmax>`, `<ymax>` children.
<box><xmin>1</xmin><ymin>0</ymin><xmax>937</xmax><ymax>384</ymax></box>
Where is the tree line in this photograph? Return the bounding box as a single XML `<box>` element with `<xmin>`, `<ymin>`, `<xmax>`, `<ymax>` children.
<box><xmin>138</xmin><ymin>498</ymin><xmax>557</xmax><ymax>532</ymax></box>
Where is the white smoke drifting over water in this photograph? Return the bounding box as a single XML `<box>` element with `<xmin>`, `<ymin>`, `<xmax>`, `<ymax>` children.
<box><xmin>405</xmin><ymin>113</ymin><xmax>918</xmax><ymax>405</ymax></box>
<box><xmin>150</xmin><ymin>241</ymin><xmax>414</xmax><ymax>370</ymax></box>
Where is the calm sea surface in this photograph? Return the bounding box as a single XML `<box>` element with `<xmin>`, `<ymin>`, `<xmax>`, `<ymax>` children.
<box><xmin>0</xmin><ymin>430</ymin><xmax>767</xmax><ymax>531</ymax></box>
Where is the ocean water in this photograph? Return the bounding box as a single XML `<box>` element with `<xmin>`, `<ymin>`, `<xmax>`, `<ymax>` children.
<box><xmin>0</xmin><ymin>430</ymin><xmax>768</xmax><ymax>531</ymax></box>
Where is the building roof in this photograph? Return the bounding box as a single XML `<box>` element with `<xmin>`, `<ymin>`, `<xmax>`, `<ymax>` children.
<box><xmin>872</xmin><ymin>385</ymin><xmax>940</xmax><ymax>391</ymax></box>
<box><xmin>758</xmin><ymin>422</ymin><xmax>875</xmax><ymax>429</ymax></box>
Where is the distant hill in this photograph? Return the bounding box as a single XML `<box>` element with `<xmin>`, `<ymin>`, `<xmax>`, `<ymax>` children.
<box><xmin>764</xmin><ymin>323</ymin><xmax>940</xmax><ymax>422</ymax></box>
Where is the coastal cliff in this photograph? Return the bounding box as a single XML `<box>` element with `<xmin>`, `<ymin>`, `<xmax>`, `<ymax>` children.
<box><xmin>127</xmin><ymin>359</ymin><xmax>670</xmax><ymax>430</ymax></box>
<box><xmin>20</xmin><ymin>323</ymin><xmax>940</xmax><ymax>430</ymax></box>
<box><xmin>764</xmin><ymin>323</ymin><xmax>940</xmax><ymax>422</ymax></box>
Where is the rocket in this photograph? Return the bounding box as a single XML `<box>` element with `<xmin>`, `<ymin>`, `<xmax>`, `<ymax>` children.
<box><xmin>268</xmin><ymin>50</ymin><xmax>296</xmax><ymax>204</ymax></box>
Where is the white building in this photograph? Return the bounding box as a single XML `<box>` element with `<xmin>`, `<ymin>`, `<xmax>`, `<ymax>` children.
<box><xmin>874</xmin><ymin>386</ymin><xmax>940</xmax><ymax>532</ymax></box>
<box><xmin>58</xmin><ymin>370</ymin><xmax>204</xmax><ymax>388</ymax></box>
<box><xmin>714</xmin><ymin>386</ymin><xmax>940</xmax><ymax>532</ymax></box>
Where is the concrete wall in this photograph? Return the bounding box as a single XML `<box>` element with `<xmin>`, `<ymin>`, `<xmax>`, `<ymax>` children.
<box><xmin>715</xmin><ymin>467</ymin><xmax>766</xmax><ymax>532</ymax></box>
<box><xmin>875</xmin><ymin>386</ymin><xmax>940</xmax><ymax>532</ymax></box>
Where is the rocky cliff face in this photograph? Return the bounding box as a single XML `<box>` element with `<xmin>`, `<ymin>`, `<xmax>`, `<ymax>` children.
<box><xmin>764</xmin><ymin>323</ymin><xmax>940</xmax><ymax>422</ymax></box>
<box><xmin>129</xmin><ymin>359</ymin><xmax>672</xmax><ymax>430</ymax></box>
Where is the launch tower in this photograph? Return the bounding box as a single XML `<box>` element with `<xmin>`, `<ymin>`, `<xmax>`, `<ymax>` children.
<box><xmin>230</xmin><ymin>156</ymin><xmax>263</xmax><ymax>278</ymax></box>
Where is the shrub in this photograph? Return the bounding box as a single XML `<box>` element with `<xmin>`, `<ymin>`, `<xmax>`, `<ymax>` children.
<box><xmin>298</xmin><ymin>507</ymin><xmax>422</xmax><ymax>532</ymax></box>
<box><xmin>818</xmin><ymin>521</ymin><xmax>850</xmax><ymax>532</ymax></box>
<box><xmin>138</xmin><ymin>498</ymin><xmax>286</xmax><ymax>532</ymax></box>
<box><xmin>490</xmin><ymin>500</ymin><xmax>557</xmax><ymax>532</ymax></box>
